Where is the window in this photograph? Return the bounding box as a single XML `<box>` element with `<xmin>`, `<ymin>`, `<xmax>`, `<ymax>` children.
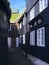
<box><xmin>30</xmin><ymin>7</ymin><xmax>35</xmax><ymax>21</ymax></box>
<box><xmin>23</xmin><ymin>34</ymin><xmax>25</xmax><ymax>44</ymax></box>
<box><xmin>39</xmin><ymin>0</ymin><xmax>48</xmax><ymax>12</ymax></box>
<box><xmin>30</xmin><ymin>31</ymin><xmax>35</xmax><ymax>46</ymax></box>
<box><xmin>37</xmin><ymin>27</ymin><xmax>45</xmax><ymax>47</ymax></box>
<box><xmin>20</xmin><ymin>22</ymin><xmax>22</xmax><ymax>29</ymax></box>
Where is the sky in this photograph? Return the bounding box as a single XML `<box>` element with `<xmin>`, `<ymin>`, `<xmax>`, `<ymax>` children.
<box><xmin>9</xmin><ymin>0</ymin><xmax>26</xmax><ymax>13</ymax></box>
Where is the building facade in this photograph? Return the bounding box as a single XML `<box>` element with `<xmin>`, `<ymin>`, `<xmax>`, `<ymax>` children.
<box><xmin>26</xmin><ymin>0</ymin><xmax>49</xmax><ymax>64</ymax></box>
<box><xmin>17</xmin><ymin>11</ymin><xmax>30</xmax><ymax>53</ymax></box>
<box><xmin>0</xmin><ymin>0</ymin><xmax>11</xmax><ymax>65</ymax></box>
<box><xmin>18</xmin><ymin>0</ymin><xmax>49</xmax><ymax>65</ymax></box>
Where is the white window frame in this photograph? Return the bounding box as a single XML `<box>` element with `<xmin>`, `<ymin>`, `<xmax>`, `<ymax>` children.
<box><xmin>30</xmin><ymin>7</ymin><xmax>35</xmax><ymax>21</ymax></box>
<box><xmin>23</xmin><ymin>34</ymin><xmax>25</xmax><ymax>44</ymax></box>
<box><xmin>30</xmin><ymin>31</ymin><xmax>35</xmax><ymax>46</ymax></box>
<box><xmin>39</xmin><ymin>0</ymin><xmax>48</xmax><ymax>13</ymax></box>
<box><xmin>37</xmin><ymin>27</ymin><xmax>45</xmax><ymax>47</ymax></box>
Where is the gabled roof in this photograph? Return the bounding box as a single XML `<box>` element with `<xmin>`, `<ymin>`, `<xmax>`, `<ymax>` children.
<box><xmin>10</xmin><ymin>13</ymin><xmax>20</xmax><ymax>23</ymax></box>
<box><xmin>10</xmin><ymin>9</ymin><xmax>26</xmax><ymax>24</ymax></box>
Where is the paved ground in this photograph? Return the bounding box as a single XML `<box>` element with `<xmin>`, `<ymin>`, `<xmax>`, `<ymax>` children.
<box><xmin>8</xmin><ymin>48</ymin><xmax>35</xmax><ymax>65</ymax></box>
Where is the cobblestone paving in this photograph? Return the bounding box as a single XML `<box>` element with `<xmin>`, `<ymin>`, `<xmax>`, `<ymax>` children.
<box><xmin>8</xmin><ymin>48</ymin><xmax>35</xmax><ymax>65</ymax></box>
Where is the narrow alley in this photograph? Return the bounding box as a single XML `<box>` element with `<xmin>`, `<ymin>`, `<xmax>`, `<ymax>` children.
<box><xmin>8</xmin><ymin>48</ymin><xmax>34</xmax><ymax>65</ymax></box>
<box><xmin>0</xmin><ymin>0</ymin><xmax>49</xmax><ymax>65</ymax></box>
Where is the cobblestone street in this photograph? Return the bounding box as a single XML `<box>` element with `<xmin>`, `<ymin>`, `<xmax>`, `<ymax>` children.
<box><xmin>8</xmin><ymin>48</ymin><xmax>35</xmax><ymax>65</ymax></box>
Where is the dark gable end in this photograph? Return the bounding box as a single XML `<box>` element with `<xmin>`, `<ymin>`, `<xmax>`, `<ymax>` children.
<box><xmin>0</xmin><ymin>0</ymin><xmax>11</xmax><ymax>20</ymax></box>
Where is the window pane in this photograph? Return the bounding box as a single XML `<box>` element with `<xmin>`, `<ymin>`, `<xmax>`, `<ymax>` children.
<box><xmin>39</xmin><ymin>0</ymin><xmax>48</xmax><ymax>13</ymax></box>
<box><xmin>37</xmin><ymin>29</ymin><xmax>40</xmax><ymax>45</ymax></box>
<box><xmin>30</xmin><ymin>7</ymin><xmax>35</xmax><ymax>21</ymax></box>
<box><xmin>37</xmin><ymin>27</ymin><xmax>45</xmax><ymax>47</ymax></box>
<box><xmin>30</xmin><ymin>31</ymin><xmax>35</xmax><ymax>46</ymax></box>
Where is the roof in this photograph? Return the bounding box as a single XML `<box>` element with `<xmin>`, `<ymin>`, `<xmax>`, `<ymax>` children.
<box><xmin>10</xmin><ymin>13</ymin><xmax>20</xmax><ymax>23</ymax></box>
<box><xmin>10</xmin><ymin>9</ymin><xmax>26</xmax><ymax>23</ymax></box>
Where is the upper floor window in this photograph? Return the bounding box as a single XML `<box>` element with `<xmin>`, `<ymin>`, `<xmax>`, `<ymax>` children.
<box><xmin>39</xmin><ymin>0</ymin><xmax>48</xmax><ymax>13</ymax></box>
<box><xmin>30</xmin><ymin>7</ymin><xmax>35</xmax><ymax>21</ymax></box>
<box><xmin>37</xmin><ymin>27</ymin><xmax>45</xmax><ymax>47</ymax></box>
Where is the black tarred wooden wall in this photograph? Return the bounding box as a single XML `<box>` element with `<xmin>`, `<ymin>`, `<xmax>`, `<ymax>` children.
<box><xmin>20</xmin><ymin>6</ymin><xmax>49</xmax><ymax>63</ymax></box>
